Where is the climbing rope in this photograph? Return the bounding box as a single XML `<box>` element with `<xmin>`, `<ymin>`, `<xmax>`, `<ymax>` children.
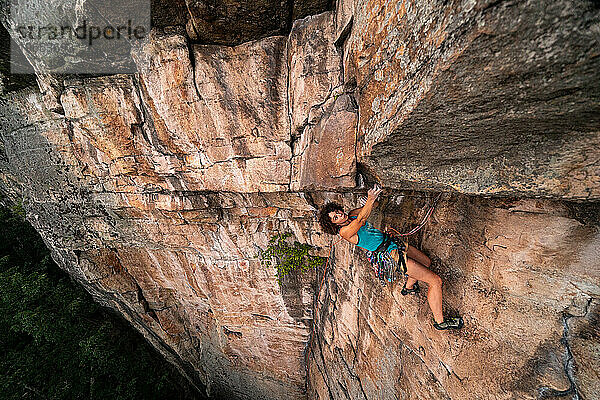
<box><xmin>385</xmin><ymin>192</ymin><xmax>442</xmax><ymax>237</ymax></box>
<box><xmin>305</xmin><ymin>192</ymin><xmax>442</xmax><ymax>388</ymax></box>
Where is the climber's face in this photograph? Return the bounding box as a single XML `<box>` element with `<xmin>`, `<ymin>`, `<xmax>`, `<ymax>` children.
<box><xmin>329</xmin><ymin>209</ymin><xmax>347</xmax><ymax>225</ymax></box>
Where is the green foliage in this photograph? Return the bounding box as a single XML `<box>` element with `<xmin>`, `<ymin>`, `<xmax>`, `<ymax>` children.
<box><xmin>0</xmin><ymin>203</ymin><xmax>202</xmax><ymax>400</ymax></box>
<box><xmin>259</xmin><ymin>232</ymin><xmax>325</xmax><ymax>282</ymax></box>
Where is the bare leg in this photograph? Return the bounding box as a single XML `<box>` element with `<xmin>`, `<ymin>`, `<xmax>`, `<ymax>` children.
<box><xmin>391</xmin><ymin>249</ymin><xmax>443</xmax><ymax>323</ymax></box>
<box><xmin>404</xmin><ymin>245</ymin><xmax>431</xmax><ymax>289</ymax></box>
<box><xmin>405</xmin><ymin>276</ymin><xmax>418</xmax><ymax>290</ymax></box>
<box><xmin>406</xmin><ymin>244</ymin><xmax>431</xmax><ymax>267</ymax></box>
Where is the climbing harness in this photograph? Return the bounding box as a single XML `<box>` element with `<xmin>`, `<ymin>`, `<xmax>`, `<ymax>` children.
<box><xmin>366</xmin><ymin>192</ymin><xmax>441</xmax><ymax>286</ymax></box>
<box><xmin>365</xmin><ymin>234</ymin><xmax>408</xmax><ymax>285</ymax></box>
<box><xmin>367</xmin><ymin>193</ymin><xmax>442</xmax><ymax>285</ymax></box>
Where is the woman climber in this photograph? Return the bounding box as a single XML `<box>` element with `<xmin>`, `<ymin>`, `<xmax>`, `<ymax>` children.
<box><xmin>318</xmin><ymin>184</ymin><xmax>463</xmax><ymax>330</ymax></box>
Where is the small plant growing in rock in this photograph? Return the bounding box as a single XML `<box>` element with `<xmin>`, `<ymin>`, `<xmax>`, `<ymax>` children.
<box><xmin>259</xmin><ymin>232</ymin><xmax>325</xmax><ymax>282</ymax></box>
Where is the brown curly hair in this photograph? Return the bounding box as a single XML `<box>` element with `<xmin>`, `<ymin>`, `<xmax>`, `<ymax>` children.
<box><xmin>318</xmin><ymin>202</ymin><xmax>345</xmax><ymax>235</ymax></box>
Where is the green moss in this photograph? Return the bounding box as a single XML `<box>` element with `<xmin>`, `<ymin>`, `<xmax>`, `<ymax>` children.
<box><xmin>258</xmin><ymin>232</ymin><xmax>325</xmax><ymax>282</ymax></box>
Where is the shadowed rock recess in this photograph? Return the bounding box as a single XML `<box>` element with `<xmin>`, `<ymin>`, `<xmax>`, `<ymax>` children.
<box><xmin>0</xmin><ymin>0</ymin><xmax>599</xmax><ymax>399</ymax></box>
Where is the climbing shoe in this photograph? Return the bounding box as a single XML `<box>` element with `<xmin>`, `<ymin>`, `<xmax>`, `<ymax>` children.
<box><xmin>433</xmin><ymin>316</ymin><xmax>464</xmax><ymax>330</ymax></box>
<box><xmin>401</xmin><ymin>281</ymin><xmax>420</xmax><ymax>296</ymax></box>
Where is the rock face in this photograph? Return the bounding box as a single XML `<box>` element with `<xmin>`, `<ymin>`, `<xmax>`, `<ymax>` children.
<box><xmin>0</xmin><ymin>1</ymin><xmax>599</xmax><ymax>400</ymax></box>
<box><xmin>307</xmin><ymin>194</ymin><xmax>600</xmax><ymax>399</ymax></box>
<box><xmin>288</xmin><ymin>12</ymin><xmax>357</xmax><ymax>191</ymax></box>
<box><xmin>132</xmin><ymin>28</ymin><xmax>291</xmax><ymax>192</ymax></box>
<box><xmin>183</xmin><ymin>0</ymin><xmax>334</xmax><ymax>45</ymax></box>
<box><xmin>342</xmin><ymin>0</ymin><xmax>600</xmax><ymax>199</ymax></box>
<box><xmin>0</xmin><ymin>12</ymin><xmax>349</xmax><ymax>399</ymax></box>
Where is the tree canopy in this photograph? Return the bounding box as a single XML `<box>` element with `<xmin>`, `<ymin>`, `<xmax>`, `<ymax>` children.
<box><xmin>0</xmin><ymin>202</ymin><xmax>204</xmax><ymax>399</ymax></box>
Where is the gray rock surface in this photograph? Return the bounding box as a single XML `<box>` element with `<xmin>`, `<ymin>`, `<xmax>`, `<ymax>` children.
<box><xmin>342</xmin><ymin>0</ymin><xmax>600</xmax><ymax>199</ymax></box>
<box><xmin>0</xmin><ymin>1</ymin><xmax>599</xmax><ymax>399</ymax></box>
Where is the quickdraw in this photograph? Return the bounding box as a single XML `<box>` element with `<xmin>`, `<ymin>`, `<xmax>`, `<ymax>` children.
<box><xmin>366</xmin><ymin>235</ymin><xmax>408</xmax><ymax>285</ymax></box>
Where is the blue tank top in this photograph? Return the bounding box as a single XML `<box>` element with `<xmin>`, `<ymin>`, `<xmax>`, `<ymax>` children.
<box><xmin>348</xmin><ymin>216</ymin><xmax>397</xmax><ymax>252</ymax></box>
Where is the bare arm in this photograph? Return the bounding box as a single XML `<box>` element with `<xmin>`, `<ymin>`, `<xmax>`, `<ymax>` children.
<box><xmin>340</xmin><ymin>185</ymin><xmax>382</xmax><ymax>239</ymax></box>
